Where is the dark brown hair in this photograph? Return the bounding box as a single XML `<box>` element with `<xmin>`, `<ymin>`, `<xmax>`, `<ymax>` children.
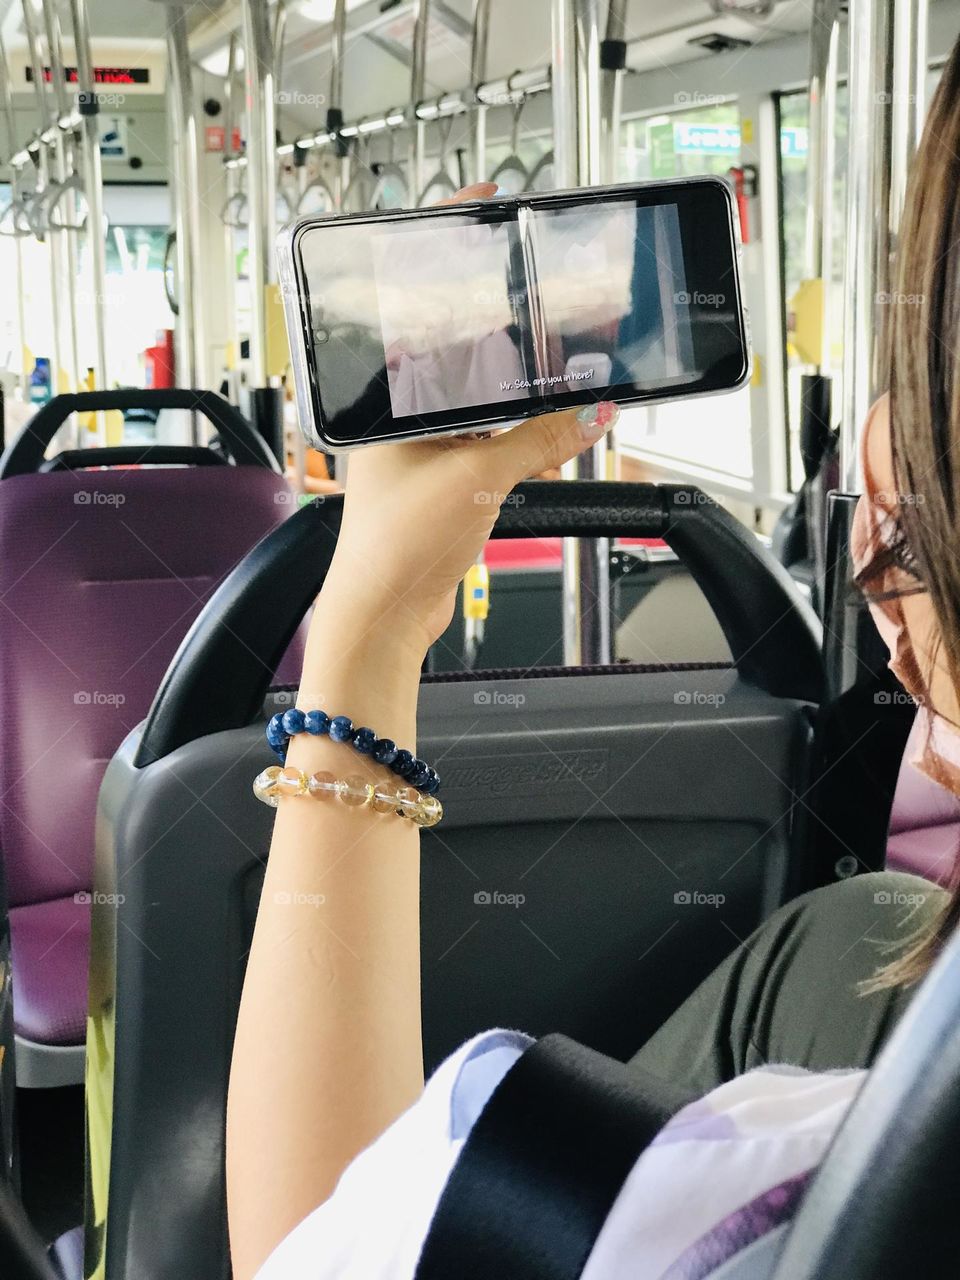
<box><xmin>858</xmin><ymin>38</ymin><xmax>960</xmax><ymax>986</ymax></box>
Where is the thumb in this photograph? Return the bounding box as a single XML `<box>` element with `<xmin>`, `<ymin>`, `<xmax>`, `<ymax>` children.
<box><xmin>488</xmin><ymin>400</ymin><xmax>620</xmax><ymax>483</ymax></box>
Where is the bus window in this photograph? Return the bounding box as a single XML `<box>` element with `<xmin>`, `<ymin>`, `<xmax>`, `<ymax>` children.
<box><xmin>780</xmin><ymin>64</ymin><xmax>944</xmax><ymax>490</ymax></box>
<box><xmin>616</xmin><ymin>103</ymin><xmax>753</xmax><ymax>491</ymax></box>
<box><xmin>98</xmin><ymin>185</ymin><xmax>174</xmax><ymax>389</ymax></box>
<box><xmin>779</xmin><ymin>87</ymin><xmax>846</xmax><ymax>491</ymax></box>
<box><xmin>621</xmin><ymin>102</ymin><xmax>740</xmax><ymax>183</ymax></box>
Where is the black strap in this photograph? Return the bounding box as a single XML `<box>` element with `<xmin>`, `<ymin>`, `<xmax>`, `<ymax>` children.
<box><xmin>414</xmin><ymin>1033</ymin><xmax>696</xmax><ymax>1280</ymax></box>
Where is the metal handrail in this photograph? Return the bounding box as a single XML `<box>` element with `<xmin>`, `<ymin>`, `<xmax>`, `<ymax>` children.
<box><xmin>231</xmin><ymin>68</ymin><xmax>552</xmax><ymax>172</ymax></box>
<box><xmin>43</xmin><ymin>172</ymin><xmax>87</xmax><ymax>231</ymax></box>
<box><xmin>0</xmin><ymin>192</ymin><xmax>39</xmax><ymax>239</ymax></box>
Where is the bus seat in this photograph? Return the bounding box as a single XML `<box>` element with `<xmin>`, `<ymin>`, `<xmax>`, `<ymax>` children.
<box><xmin>0</xmin><ymin>418</ymin><xmax>305</xmax><ymax>1088</ymax></box>
<box><xmin>886</xmin><ymin>715</ymin><xmax>960</xmax><ymax>886</ymax></box>
<box><xmin>616</xmin><ymin>571</ymin><xmax>732</xmax><ymax>664</ymax></box>
<box><xmin>85</xmin><ymin>482</ymin><xmax>827</xmax><ymax>1280</ymax></box>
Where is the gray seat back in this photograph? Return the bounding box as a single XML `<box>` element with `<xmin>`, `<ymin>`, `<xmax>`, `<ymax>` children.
<box><xmin>86</xmin><ymin>482</ymin><xmax>824</xmax><ymax>1280</ymax></box>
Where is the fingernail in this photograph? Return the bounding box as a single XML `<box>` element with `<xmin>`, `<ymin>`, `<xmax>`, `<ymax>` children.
<box><xmin>577</xmin><ymin>400</ymin><xmax>619</xmax><ymax>443</ymax></box>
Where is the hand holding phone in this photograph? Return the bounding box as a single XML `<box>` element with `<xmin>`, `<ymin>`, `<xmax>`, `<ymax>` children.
<box><xmin>320</xmin><ymin>397</ymin><xmax>616</xmax><ymax>655</ymax></box>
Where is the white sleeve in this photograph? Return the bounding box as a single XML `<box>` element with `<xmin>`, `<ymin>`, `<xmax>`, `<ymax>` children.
<box><xmin>254</xmin><ymin>1030</ymin><xmax>532</xmax><ymax>1280</ymax></box>
<box><xmin>580</xmin><ymin>1066</ymin><xmax>866</xmax><ymax>1279</ymax></box>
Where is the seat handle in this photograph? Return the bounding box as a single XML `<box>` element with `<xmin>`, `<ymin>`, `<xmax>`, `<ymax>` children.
<box><xmin>134</xmin><ymin>481</ymin><xmax>823</xmax><ymax>767</ymax></box>
<box><xmin>0</xmin><ymin>390</ymin><xmax>281</xmax><ymax>478</ymax></box>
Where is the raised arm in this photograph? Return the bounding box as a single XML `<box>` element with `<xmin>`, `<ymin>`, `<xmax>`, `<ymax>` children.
<box><xmin>225</xmin><ymin>400</ymin><xmax>618</xmax><ymax>1279</ymax></box>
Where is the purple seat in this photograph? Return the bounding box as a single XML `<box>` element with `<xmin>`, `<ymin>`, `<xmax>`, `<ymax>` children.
<box><xmin>886</xmin><ymin>715</ymin><xmax>960</xmax><ymax>886</ymax></box>
<box><xmin>7</xmin><ymin>898</ymin><xmax>90</xmax><ymax>1047</ymax></box>
<box><xmin>0</xmin><ymin>465</ymin><xmax>304</xmax><ymax>1082</ymax></box>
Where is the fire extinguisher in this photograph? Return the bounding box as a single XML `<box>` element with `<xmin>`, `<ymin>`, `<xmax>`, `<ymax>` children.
<box><xmin>728</xmin><ymin>165</ymin><xmax>758</xmax><ymax>245</ymax></box>
<box><xmin>728</xmin><ymin>166</ymin><xmax>750</xmax><ymax>244</ymax></box>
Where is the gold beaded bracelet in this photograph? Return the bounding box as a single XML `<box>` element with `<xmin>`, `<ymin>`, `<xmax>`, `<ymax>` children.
<box><xmin>253</xmin><ymin>764</ymin><xmax>443</xmax><ymax>828</ymax></box>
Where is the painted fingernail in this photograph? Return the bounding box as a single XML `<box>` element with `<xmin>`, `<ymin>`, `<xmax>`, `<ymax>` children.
<box><xmin>577</xmin><ymin>400</ymin><xmax>620</xmax><ymax>442</ymax></box>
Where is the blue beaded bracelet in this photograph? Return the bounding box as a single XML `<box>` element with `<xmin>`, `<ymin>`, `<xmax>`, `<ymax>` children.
<box><xmin>266</xmin><ymin>707</ymin><xmax>441</xmax><ymax>796</ymax></box>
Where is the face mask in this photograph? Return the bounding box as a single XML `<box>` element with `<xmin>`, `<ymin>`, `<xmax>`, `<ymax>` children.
<box><xmin>850</xmin><ymin>493</ymin><xmax>926</xmax><ymax>695</ymax></box>
<box><xmin>851</xmin><ymin>490</ymin><xmax>960</xmax><ymax>796</ymax></box>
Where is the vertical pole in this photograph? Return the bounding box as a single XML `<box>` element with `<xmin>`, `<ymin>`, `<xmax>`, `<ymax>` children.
<box><xmin>411</xmin><ymin>0</ymin><xmax>430</xmax><ymax>199</ymax></box>
<box><xmin>889</xmin><ymin>0</ymin><xmax>928</xmax><ymax>226</ymax></box>
<box><xmin>241</xmin><ymin>0</ymin><xmax>276</xmax><ymax>392</ymax></box>
<box><xmin>328</xmin><ymin>0</ymin><xmax>349</xmax><ymax>205</ymax></box>
<box><xmin>241</xmin><ymin>0</ymin><xmax>284</xmax><ymax>463</ymax></box>
<box><xmin>804</xmin><ymin>0</ymin><xmax>841</xmax><ymax>372</ymax></box>
<box><xmin>839</xmin><ymin>0</ymin><xmax>895</xmax><ymax>491</ymax></box>
<box><xmin>799</xmin><ymin>0</ymin><xmax>841</xmax><ymax>608</ymax></box>
<box><xmin>21</xmin><ymin>0</ymin><xmax>63</xmax><ymax>407</ymax></box>
<box><xmin>67</xmin><ymin>0</ymin><xmax>108</xmax><ymax>407</ymax></box>
<box><xmin>40</xmin><ymin>0</ymin><xmax>81</xmax><ymax>404</ymax></box>
<box><xmin>470</xmin><ymin>0</ymin><xmax>491</xmax><ymax>184</ymax></box>
<box><xmin>223</xmin><ymin>35</ymin><xmax>240</xmax><ymax>381</ymax></box>
<box><xmin>839</xmin><ymin>0</ymin><xmax>926</xmax><ymax>491</ymax></box>
<box><xmin>828</xmin><ymin>0</ymin><xmax>927</xmax><ymax>696</ymax></box>
<box><xmin>739</xmin><ymin>93</ymin><xmax>789</xmax><ymax>506</ymax></box>
<box><xmin>0</xmin><ymin>30</ymin><xmax>27</xmax><ymax>398</ymax></box>
<box><xmin>67</xmin><ymin>0</ymin><xmax>108</xmax><ymax>450</ymax></box>
<box><xmin>166</xmin><ymin>5</ymin><xmax>205</xmax><ymax>406</ymax></box>
<box><xmin>599</xmin><ymin>0</ymin><xmax>628</xmax><ymax>183</ymax></box>
<box><xmin>552</xmin><ymin>0</ymin><xmax>611</xmax><ymax>666</ymax></box>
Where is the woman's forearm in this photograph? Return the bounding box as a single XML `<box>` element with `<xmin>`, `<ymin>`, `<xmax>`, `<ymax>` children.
<box><xmin>226</xmin><ymin>583</ymin><xmax>428</xmax><ymax>1280</ymax></box>
<box><xmin>225</xmin><ymin>391</ymin><xmax>612</xmax><ymax>1279</ymax></box>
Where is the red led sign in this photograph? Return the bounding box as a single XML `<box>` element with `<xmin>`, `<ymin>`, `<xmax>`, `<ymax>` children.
<box><xmin>26</xmin><ymin>66</ymin><xmax>151</xmax><ymax>86</ymax></box>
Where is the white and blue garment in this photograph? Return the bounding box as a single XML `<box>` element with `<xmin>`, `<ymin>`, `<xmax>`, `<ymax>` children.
<box><xmin>255</xmin><ymin>1031</ymin><xmax>863</xmax><ymax>1280</ymax></box>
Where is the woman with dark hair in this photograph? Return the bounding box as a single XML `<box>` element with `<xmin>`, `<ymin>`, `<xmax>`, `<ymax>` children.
<box><xmin>225</xmin><ymin>40</ymin><xmax>960</xmax><ymax>1280</ymax></box>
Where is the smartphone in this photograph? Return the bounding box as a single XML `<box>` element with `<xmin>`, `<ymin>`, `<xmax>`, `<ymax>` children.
<box><xmin>277</xmin><ymin>177</ymin><xmax>751</xmax><ymax>451</ymax></box>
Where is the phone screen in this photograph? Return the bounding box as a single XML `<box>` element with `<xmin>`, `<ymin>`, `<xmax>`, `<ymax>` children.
<box><xmin>290</xmin><ymin>180</ymin><xmax>748</xmax><ymax>447</ymax></box>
